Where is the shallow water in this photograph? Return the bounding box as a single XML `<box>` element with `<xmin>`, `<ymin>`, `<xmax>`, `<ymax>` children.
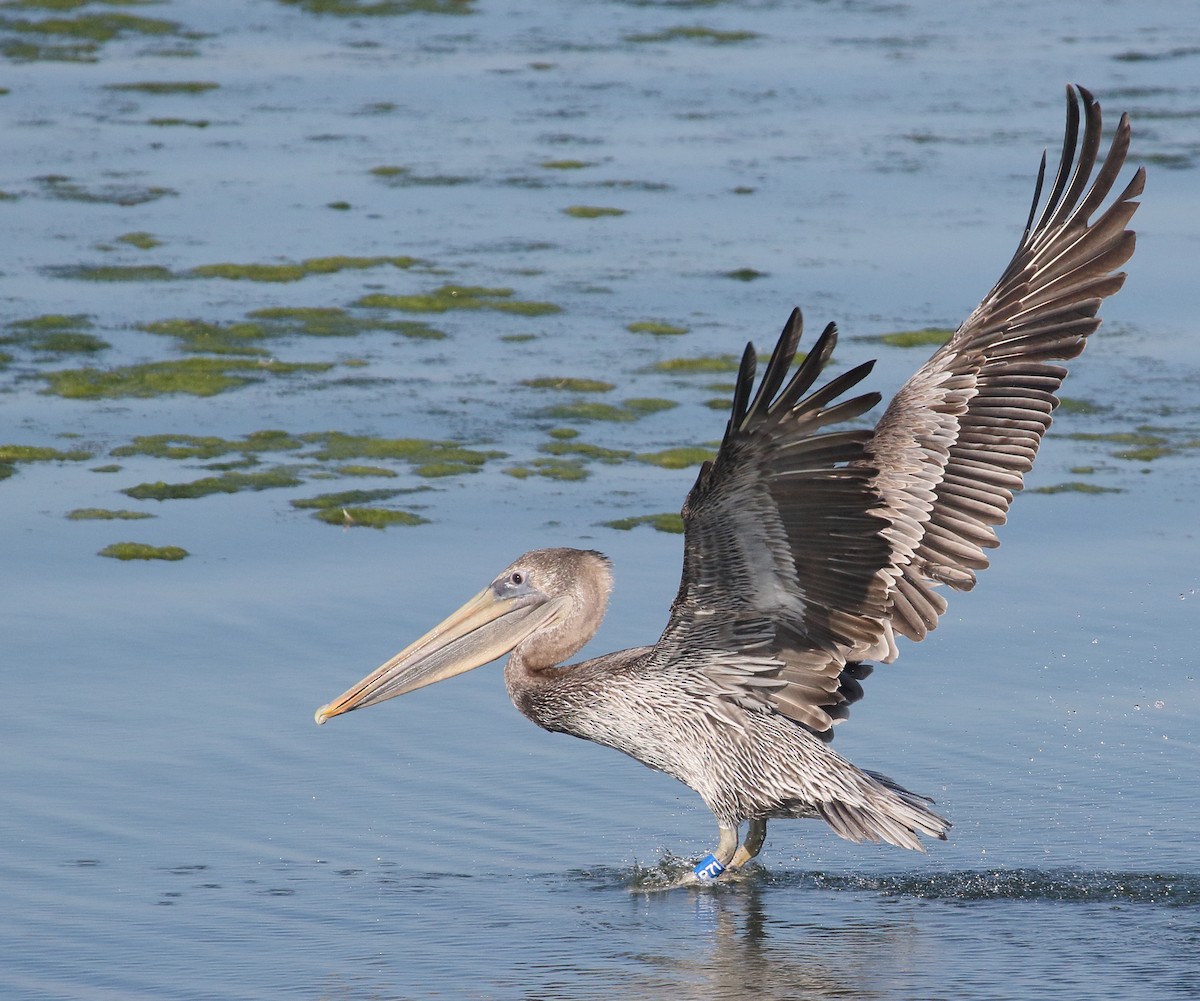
<box><xmin>2</xmin><ymin>1</ymin><xmax>1198</xmax><ymax>999</ymax></box>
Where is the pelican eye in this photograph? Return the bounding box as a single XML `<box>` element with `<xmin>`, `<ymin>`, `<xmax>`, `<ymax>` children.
<box><xmin>510</xmin><ymin>571</ymin><xmax>524</xmax><ymax>585</ymax></box>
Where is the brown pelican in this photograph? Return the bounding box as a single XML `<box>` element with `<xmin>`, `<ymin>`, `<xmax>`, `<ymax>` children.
<box><xmin>316</xmin><ymin>86</ymin><xmax>1143</xmax><ymax>880</ymax></box>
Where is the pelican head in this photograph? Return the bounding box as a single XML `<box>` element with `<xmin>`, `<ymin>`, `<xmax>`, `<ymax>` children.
<box><xmin>315</xmin><ymin>548</ymin><xmax>612</xmax><ymax>724</ymax></box>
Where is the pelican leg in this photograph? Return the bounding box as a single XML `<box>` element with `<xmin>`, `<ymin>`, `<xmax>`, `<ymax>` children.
<box><xmin>693</xmin><ymin>826</ymin><xmax>739</xmax><ymax>880</ymax></box>
<box><xmin>728</xmin><ymin>819</ymin><xmax>766</xmax><ymax>869</ymax></box>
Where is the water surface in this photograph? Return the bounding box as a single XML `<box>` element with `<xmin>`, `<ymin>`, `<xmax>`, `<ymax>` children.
<box><xmin>2</xmin><ymin>1</ymin><xmax>1198</xmax><ymax>999</ymax></box>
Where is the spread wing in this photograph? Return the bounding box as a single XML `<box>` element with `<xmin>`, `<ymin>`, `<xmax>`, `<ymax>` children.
<box><xmin>643</xmin><ymin>84</ymin><xmax>1144</xmax><ymax>739</ymax></box>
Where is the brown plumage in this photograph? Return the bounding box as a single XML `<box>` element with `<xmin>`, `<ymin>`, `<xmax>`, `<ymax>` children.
<box><xmin>316</xmin><ymin>86</ymin><xmax>1143</xmax><ymax>876</ymax></box>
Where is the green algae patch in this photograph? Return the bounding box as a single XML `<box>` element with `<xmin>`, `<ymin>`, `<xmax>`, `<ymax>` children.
<box><xmin>335</xmin><ymin>464</ymin><xmax>398</xmax><ymax>478</ymax></box>
<box><xmin>603</xmin><ymin>512</ymin><xmax>685</xmax><ymax>534</ymax></box>
<box><xmin>114</xmin><ymin>231</ymin><xmax>161</xmax><ymax>250</ymax></box>
<box><xmin>521</xmin><ymin>376</ymin><xmax>615</xmax><ymax>392</ymax></box>
<box><xmin>112</xmin><ymin>430</ymin><xmax>304</xmax><ymax>460</ymax></box>
<box><xmin>357</xmin><ymin>284</ymin><xmax>561</xmax><ymax>316</ymax></box>
<box><xmin>139</xmin><ymin>318</ymin><xmax>270</xmax><ymax>356</ymax></box>
<box><xmin>369</xmin><ymin>165</ymin><xmax>475</xmax><ymax>186</ymax></box>
<box><xmin>1030</xmin><ymin>482</ymin><xmax>1123</xmax><ymax>495</ymax></box>
<box><xmin>562</xmin><ymin>205</ymin><xmax>626</xmax><ymax>218</ymax></box>
<box><xmin>190</xmin><ymin>255</ymin><xmax>421</xmax><ymax>283</ymax></box>
<box><xmin>541</xmin><ymin>159</ymin><xmax>594</xmax><ymax>170</ymax></box>
<box><xmin>123</xmin><ymin>467</ymin><xmax>304</xmax><ymax>501</ymax></box>
<box><xmin>99</xmin><ymin>542</ymin><xmax>188</xmax><ymax>561</ymax></box>
<box><xmin>304</xmin><ymin>432</ymin><xmax>505</xmax><ymax>469</ymax></box>
<box><xmin>3</xmin><ymin>313</ymin><xmax>108</xmax><ymax>354</ymax></box>
<box><xmin>873</xmin><ymin>327</ymin><xmax>955</xmax><ymax>348</ymax></box>
<box><xmin>627</xmin><ymin>320</ymin><xmax>688</xmax><ymax>336</ymax></box>
<box><xmin>291</xmin><ymin>488</ymin><xmax>401</xmax><ymax>510</ymax></box>
<box><xmin>1056</xmin><ymin>397</ymin><xmax>1106</xmax><ymax>415</ymax></box>
<box><xmin>538</xmin><ymin>439</ymin><xmax>632</xmax><ymax>464</ymax></box>
<box><xmin>67</xmin><ymin>508</ymin><xmax>155</xmax><ymax>521</ymax></box>
<box><xmin>279</xmin><ymin>0</ymin><xmax>475</xmax><ymax>12</ymax></box>
<box><xmin>547</xmin><ymin>427</ymin><xmax>578</xmax><ymax>440</ymax></box>
<box><xmin>504</xmin><ymin>458</ymin><xmax>589</xmax><ymax>481</ymax></box>
<box><xmin>6</xmin><ymin>313</ymin><xmax>92</xmax><ymax>333</ymax></box>
<box><xmin>91</xmin><ymin>464</ymin><xmax>122</xmax><ymax>473</ymax></box>
<box><xmin>249</xmin><ymin>307</ymin><xmax>444</xmax><ymax>340</ymax></box>
<box><xmin>1</xmin><ymin>8</ymin><xmax>188</xmax><ymax>62</ymax></box>
<box><xmin>652</xmin><ymin>354</ymin><xmax>740</xmax><ymax>374</ymax></box>
<box><xmin>624</xmin><ymin>397</ymin><xmax>677</xmax><ymax>416</ymax></box>
<box><xmin>37</xmin><ymin>176</ymin><xmax>176</xmax><ymax>206</ymax></box>
<box><xmin>312</xmin><ymin>507</ymin><xmax>429</xmax><ymax>529</ymax></box>
<box><xmin>625</xmin><ymin>26</ymin><xmax>760</xmax><ymax>44</ymax></box>
<box><xmin>58</xmin><ymin>264</ymin><xmax>177</xmax><ymax>282</ymax></box>
<box><xmin>635</xmin><ymin>446</ymin><xmax>714</xmax><ymax>469</ymax></box>
<box><xmin>106</xmin><ymin>80</ymin><xmax>218</xmax><ymax>94</ymax></box>
<box><xmin>35</xmin><ymin>331</ymin><xmax>109</xmax><ymax>353</ymax></box>
<box><xmin>1070</xmin><ymin>430</ymin><xmax>1172</xmax><ymax>462</ymax></box>
<box><xmin>724</xmin><ymin>268</ymin><xmax>765</xmax><ymax>282</ymax></box>
<box><xmin>142</xmin><ymin>309</ymin><xmax>443</xmax><ymax>355</ymax></box>
<box><xmin>147</xmin><ymin>117</ymin><xmax>209</xmax><ymax>128</ymax></box>
<box><xmin>0</xmin><ymin>443</ymin><xmax>91</xmax><ymax>462</ymax></box>
<box><xmin>43</xmin><ymin>358</ymin><xmax>330</xmax><ymax>399</ymax></box>
<box><xmin>543</xmin><ymin>398</ymin><xmax>677</xmax><ymax>422</ymax></box>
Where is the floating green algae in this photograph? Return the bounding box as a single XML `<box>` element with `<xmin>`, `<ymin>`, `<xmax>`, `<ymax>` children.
<box><xmin>542</xmin><ymin>398</ymin><xmax>678</xmax><ymax>423</ymax></box>
<box><xmin>190</xmin><ymin>255</ymin><xmax>421</xmax><ymax>283</ymax></box>
<box><xmin>36</xmin><ymin>175</ymin><xmax>176</xmax><ymax>206</ymax></box>
<box><xmin>625</xmin><ymin>26</ymin><xmax>759</xmax><ymax>44</ymax></box>
<box><xmin>873</xmin><ymin>327</ymin><xmax>955</xmax><ymax>348</ymax></box>
<box><xmin>0</xmin><ymin>8</ymin><xmax>187</xmax><ymax>62</ymax></box>
<box><xmin>44</xmin><ymin>358</ymin><xmax>331</xmax><ymax>399</ymax></box>
<box><xmin>724</xmin><ymin>268</ymin><xmax>765</xmax><ymax>282</ymax></box>
<box><xmin>67</xmin><ymin>508</ymin><xmax>156</xmax><ymax>521</ymax></box>
<box><xmin>6</xmin><ymin>313</ymin><xmax>92</xmax><ymax>333</ymax></box>
<box><xmin>603</xmin><ymin>512</ymin><xmax>685</xmax><ymax>534</ymax></box>
<box><xmin>303</xmin><ymin>432</ymin><xmax>505</xmax><ymax>469</ymax></box>
<box><xmin>334</xmin><ymin>464</ymin><xmax>398</xmax><ymax>478</ymax></box>
<box><xmin>147</xmin><ymin>117</ymin><xmax>209</xmax><ymax>128</ymax></box>
<box><xmin>144</xmin><ymin>309</ymin><xmax>444</xmax><ymax>355</ymax></box>
<box><xmin>541</xmin><ymin>159</ymin><xmax>594</xmax><ymax>170</ymax></box>
<box><xmin>327</xmin><ymin>200</ymin><xmax>352</xmax><ymax>211</ymax></box>
<box><xmin>1030</xmin><ymin>482</ymin><xmax>1123</xmax><ymax>495</ymax></box>
<box><xmin>312</xmin><ymin>507</ymin><xmax>429</xmax><ymax>528</ymax></box>
<box><xmin>105</xmin><ymin>80</ymin><xmax>218</xmax><ymax>94</ymax></box>
<box><xmin>248</xmin><ymin>306</ymin><xmax>442</xmax><ymax>337</ymax></box>
<box><xmin>58</xmin><ymin>264</ymin><xmax>177</xmax><ymax>282</ymax></box>
<box><xmin>99</xmin><ymin>542</ymin><xmax>188</xmax><ymax>561</ymax></box>
<box><xmin>627</xmin><ymin>320</ymin><xmax>688</xmax><ymax>336</ymax></box>
<box><xmin>0</xmin><ymin>443</ymin><xmax>91</xmax><ymax>462</ymax></box>
<box><xmin>504</xmin><ymin>458</ymin><xmax>589</xmax><ymax>481</ymax></box>
<box><xmin>652</xmin><ymin>354</ymin><xmax>741</xmax><ymax>374</ymax></box>
<box><xmin>547</xmin><ymin>427</ymin><xmax>578</xmax><ymax>440</ymax></box>
<box><xmin>1069</xmin><ymin>430</ymin><xmax>1171</xmax><ymax>462</ymax></box>
<box><xmin>562</xmin><ymin>205</ymin><xmax>626</xmax><ymax>218</ymax></box>
<box><xmin>291</xmin><ymin>488</ymin><xmax>402</xmax><ymax>510</ymax></box>
<box><xmin>114</xmin><ymin>231</ymin><xmax>161</xmax><ymax>250</ymax></box>
<box><xmin>538</xmin><ymin>440</ymin><xmax>632</xmax><ymax>463</ymax></box>
<box><xmin>521</xmin><ymin>376</ymin><xmax>615</xmax><ymax>392</ymax></box>
<box><xmin>111</xmin><ymin>430</ymin><xmax>304</xmax><ymax>460</ymax></box>
<box><xmin>35</xmin><ymin>331</ymin><xmax>109</xmax><ymax>353</ymax></box>
<box><xmin>356</xmin><ymin>284</ymin><xmax>561</xmax><ymax>316</ymax></box>
<box><xmin>3</xmin><ymin>313</ymin><xmax>109</xmax><ymax>354</ymax></box>
<box><xmin>1056</xmin><ymin>397</ymin><xmax>1106</xmax><ymax>415</ymax></box>
<box><xmin>123</xmin><ymin>467</ymin><xmax>304</xmax><ymax>501</ymax></box>
<box><xmin>635</xmin><ymin>446</ymin><xmax>714</xmax><ymax>469</ymax></box>
<box><xmin>278</xmin><ymin>0</ymin><xmax>475</xmax><ymax>12</ymax></box>
<box><xmin>369</xmin><ymin>165</ymin><xmax>475</xmax><ymax>186</ymax></box>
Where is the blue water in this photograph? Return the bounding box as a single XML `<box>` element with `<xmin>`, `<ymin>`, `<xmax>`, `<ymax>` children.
<box><xmin>3</xmin><ymin>1</ymin><xmax>1198</xmax><ymax>998</ymax></box>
